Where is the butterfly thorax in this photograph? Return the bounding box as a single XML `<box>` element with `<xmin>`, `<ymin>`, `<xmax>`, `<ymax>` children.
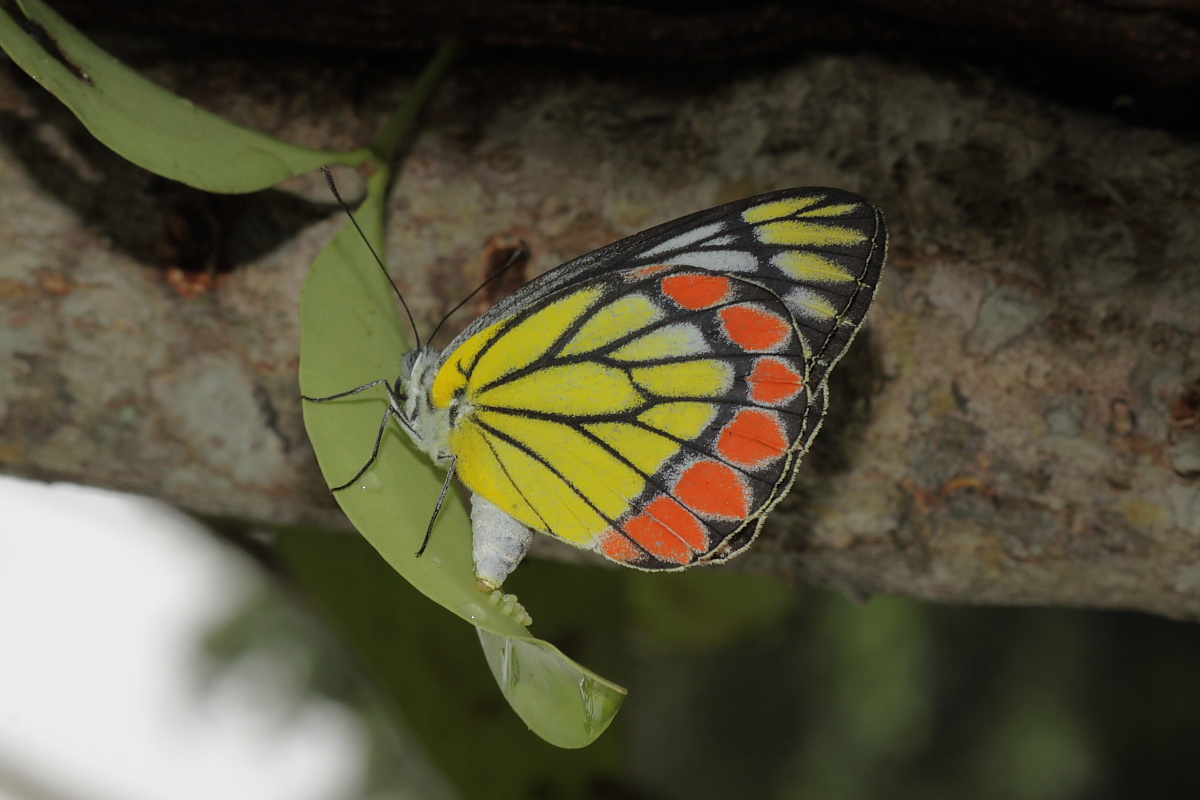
<box><xmin>397</xmin><ymin>347</ymin><xmax>455</xmax><ymax>467</ymax></box>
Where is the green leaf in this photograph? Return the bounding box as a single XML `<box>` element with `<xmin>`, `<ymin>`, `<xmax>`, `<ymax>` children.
<box><xmin>298</xmin><ymin>165</ymin><xmax>625</xmax><ymax>748</ymax></box>
<box><xmin>0</xmin><ymin>0</ymin><xmax>366</xmax><ymax>192</ymax></box>
<box><xmin>477</xmin><ymin>629</ymin><xmax>625</xmax><ymax>748</ymax></box>
<box><xmin>275</xmin><ymin>529</ymin><xmax>624</xmax><ymax>796</ymax></box>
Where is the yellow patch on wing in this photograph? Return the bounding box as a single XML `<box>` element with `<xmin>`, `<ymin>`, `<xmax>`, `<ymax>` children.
<box><xmin>772</xmin><ymin>251</ymin><xmax>854</xmax><ymax>283</ymax></box>
<box><xmin>469</xmin><ymin>287</ymin><xmax>602</xmax><ymax>390</ymax></box>
<box><xmin>742</xmin><ymin>196</ymin><xmax>825</xmax><ymax>223</ymax></box>
<box><xmin>510</xmin><ymin>417</ymin><xmax>644</xmax><ymax>518</ymax></box>
<box><xmin>447</xmin><ymin>418</ymin><xmax>540</xmax><ymax>529</ymax></box>
<box><xmin>431</xmin><ymin>321</ymin><xmax>505</xmax><ymax>408</ymax></box>
<box><xmin>796</xmin><ymin>202</ymin><xmax>861</xmax><ymax>217</ymax></box>
<box><xmin>630</xmin><ymin>360</ymin><xmax>733</xmax><ymax>398</ymax></box>
<box><xmin>500</xmin><ymin>440</ymin><xmax>605</xmax><ymax>542</ymax></box>
<box><xmin>559</xmin><ymin>294</ymin><xmax>663</xmax><ymax>356</ymax></box>
<box><xmin>609</xmin><ymin>323</ymin><xmax>708</xmax><ymax>361</ymax></box>
<box><xmin>476</xmin><ymin>362</ymin><xmax>642</xmax><ymax>415</ymax></box>
<box><xmin>583</xmin><ymin>421</ymin><xmax>679</xmax><ymax>480</ymax></box>
<box><xmin>475</xmin><ymin>412</ymin><xmax>645</xmax><ymax>543</ymax></box>
<box><xmin>639</xmin><ymin>402</ymin><xmax>716</xmax><ymax>441</ymax></box>
<box><xmin>450</xmin><ymin>417</ymin><xmax>608</xmax><ymax>543</ymax></box>
<box><xmin>756</xmin><ymin>220</ymin><xmax>867</xmax><ymax>247</ymax></box>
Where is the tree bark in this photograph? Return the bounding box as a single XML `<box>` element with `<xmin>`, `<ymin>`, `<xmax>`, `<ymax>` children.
<box><xmin>1</xmin><ymin>41</ymin><xmax>1198</xmax><ymax>619</ymax></box>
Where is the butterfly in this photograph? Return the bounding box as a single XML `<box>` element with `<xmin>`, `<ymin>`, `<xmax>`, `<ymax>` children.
<box><xmin>304</xmin><ymin>187</ymin><xmax>887</xmax><ymax>592</ymax></box>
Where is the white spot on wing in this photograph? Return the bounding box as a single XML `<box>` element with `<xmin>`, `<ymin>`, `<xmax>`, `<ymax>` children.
<box><xmin>784</xmin><ymin>287</ymin><xmax>838</xmax><ymax>320</ymax></box>
<box><xmin>655</xmin><ymin>250</ymin><xmax>758</xmax><ymax>273</ymax></box>
<box><xmin>639</xmin><ymin>221</ymin><xmax>729</xmax><ymax>257</ymax></box>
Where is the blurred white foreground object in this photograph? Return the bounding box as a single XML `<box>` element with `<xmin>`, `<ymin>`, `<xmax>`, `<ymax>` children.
<box><xmin>0</xmin><ymin>477</ymin><xmax>364</xmax><ymax>800</ymax></box>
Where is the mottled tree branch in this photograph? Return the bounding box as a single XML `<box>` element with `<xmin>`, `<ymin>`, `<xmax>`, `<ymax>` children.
<box><xmin>1</xmin><ymin>37</ymin><xmax>1197</xmax><ymax>619</ymax></box>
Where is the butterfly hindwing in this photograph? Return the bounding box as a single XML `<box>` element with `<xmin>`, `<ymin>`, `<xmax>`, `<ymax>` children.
<box><xmin>428</xmin><ymin>188</ymin><xmax>886</xmax><ymax>573</ymax></box>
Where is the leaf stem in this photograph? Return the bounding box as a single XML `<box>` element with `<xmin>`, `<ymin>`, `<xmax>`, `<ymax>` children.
<box><xmin>370</xmin><ymin>36</ymin><xmax>462</xmax><ymax>163</ymax></box>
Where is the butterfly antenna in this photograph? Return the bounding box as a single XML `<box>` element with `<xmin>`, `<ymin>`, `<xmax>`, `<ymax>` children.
<box><xmin>320</xmin><ymin>166</ymin><xmax>422</xmax><ymax>349</ymax></box>
<box><xmin>427</xmin><ymin>245</ymin><xmax>527</xmax><ymax>344</ymax></box>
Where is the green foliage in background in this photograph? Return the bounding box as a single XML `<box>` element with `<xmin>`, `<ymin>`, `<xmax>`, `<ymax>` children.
<box><xmin>204</xmin><ymin>523</ymin><xmax>1200</xmax><ymax>800</ymax></box>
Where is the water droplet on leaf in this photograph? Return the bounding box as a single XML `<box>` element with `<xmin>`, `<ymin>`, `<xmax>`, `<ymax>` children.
<box><xmin>456</xmin><ymin>602</ymin><xmax>485</xmax><ymax>622</ymax></box>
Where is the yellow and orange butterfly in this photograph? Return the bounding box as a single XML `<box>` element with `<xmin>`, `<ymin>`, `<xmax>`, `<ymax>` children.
<box><xmin>304</xmin><ymin>188</ymin><xmax>886</xmax><ymax>591</ymax></box>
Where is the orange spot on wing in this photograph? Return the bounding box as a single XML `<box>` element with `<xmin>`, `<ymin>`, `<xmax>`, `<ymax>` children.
<box><xmin>622</xmin><ymin>496</ymin><xmax>709</xmax><ymax>563</ymax></box>
<box><xmin>719</xmin><ymin>305</ymin><xmax>789</xmax><ymax>350</ymax></box>
<box><xmin>675</xmin><ymin>460</ymin><xmax>749</xmax><ymax>519</ymax></box>
<box><xmin>631</xmin><ymin>264</ymin><xmax>672</xmax><ymax>279</ymax></box>
<box><xmin>717</xmin><ymin>409</ymin><xmax>788</xmax><ymax>468</ymax></box>
<box><xmin>662</xmin><ymin>273</ymin><xmax>730</xmax><ymax>310</ymax></box>
<box><xmin>623</xmin><ymin>520</ymin><xmax>690</xmax><ymax>565</ymax></box>
<box><xmin>599</xmin><ymin>529</ymin><xmax>644</xmax><ymax>563</ymax></box>
<box><xmin>748</xmin><ymin>358</ymin><xmax>804</xmax><ymax>404</ymax></box>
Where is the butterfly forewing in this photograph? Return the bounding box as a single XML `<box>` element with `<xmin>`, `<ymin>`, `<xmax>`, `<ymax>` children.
<box><xmin>431</xmin><ymin>188</ymin><xmax>885</xmax><ymax>571</ymax></box>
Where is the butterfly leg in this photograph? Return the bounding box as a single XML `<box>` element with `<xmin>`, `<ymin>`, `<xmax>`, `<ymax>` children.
<box><xmin>301</xmin><ymin>378</ymin><xmax>393</xmax><ymax>404</ymax></box>
<box><xmin>416</xmin><ymin>460</ymin><xmax>457</xmax><ymax>557</ymax></box>
<box><xmin>321</xmin><ymin>402</ymin><xmax>396</xmax><ymax>492</ymax></box>
<box><xmin>302</xmin><ymin>379</ymin><xmax>407</xmax><ymax>492</ymax></box>
<box><xmin>470</xmin><ymin>492</ymin><xmax>533</xmax><ymax>592</ymax></box>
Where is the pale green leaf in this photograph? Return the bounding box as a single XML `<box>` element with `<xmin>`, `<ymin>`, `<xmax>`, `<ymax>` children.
<box><xmin>0</xmin><ymin>0</ymin><xmax>366</xmax><ymax>192</ymax></box>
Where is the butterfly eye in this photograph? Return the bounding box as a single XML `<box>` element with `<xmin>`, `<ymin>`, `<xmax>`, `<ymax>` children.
<box><xmin>400</xmin><ymin>350</ymin><xmax>421</xmax><ymax>379</ymax></box>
